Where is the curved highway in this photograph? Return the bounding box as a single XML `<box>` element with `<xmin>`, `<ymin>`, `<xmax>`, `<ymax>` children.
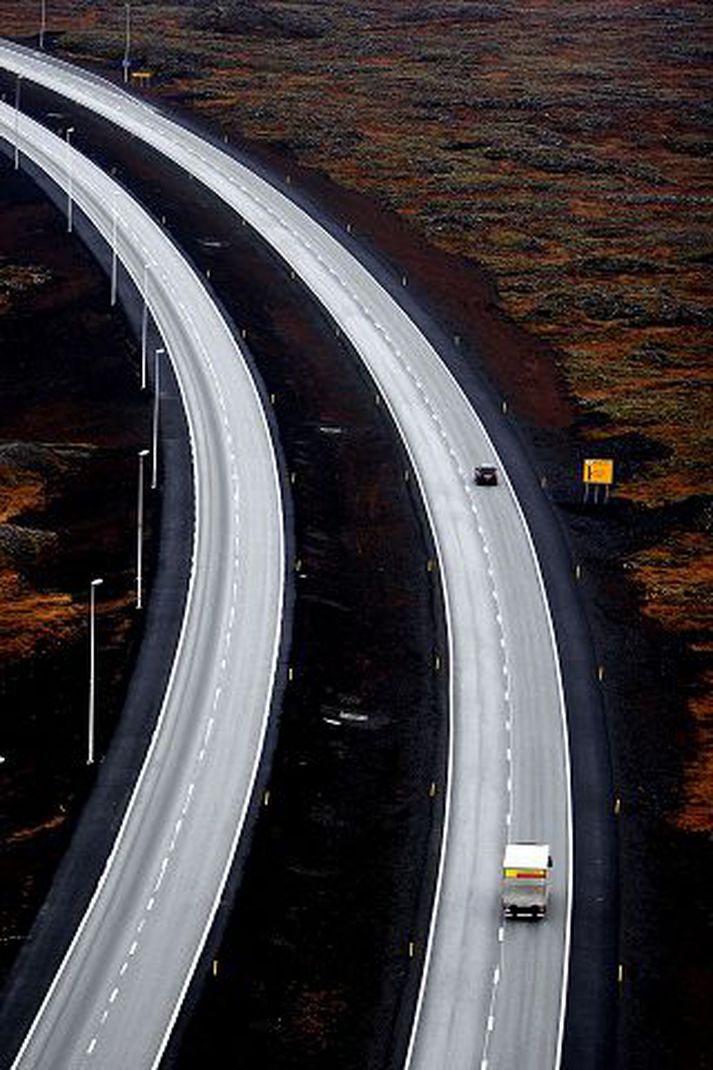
<box><xmin>0</xmin><ymin>101</ymin><xmax>284</xmax><ymax>1067</ymax></box>
<box><xmin>0</xmin><ymin>42</ymin><xmax>572</xmax><ymax>1070</ymax></box>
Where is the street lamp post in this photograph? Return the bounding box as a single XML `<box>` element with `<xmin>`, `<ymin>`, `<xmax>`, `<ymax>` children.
<box><xmin>110</xmin><ymin>202</ymin><xmax>118</xmax><ymax>306</ymax></box>
<box><xmin>13</xmin><ymin>74</ymin><xmax>22</xmax><ymax>170</ymax></box>
<box><xmin>87</xmin><ymin>577</ymin><xmax>103</xmax><ymax>765</ymax></box>
<box><xmin>65</xmin><ymin>126</ymin><xmax>75</xmax><ymax>233</ymax></box>
<box><xmin>122</xmin><ymin>3</ymin><xmax>131</xmax><ymax>84</ymax></box>
<box><xmin>136</xmin><ymin>449</ymin><xmax>149</xmax><ymax>608</ymax></box>
<box><xmin>151</xmin><ymin>347</ymin><xmax>164</xmax><ymax>490</ymax></box>
<box><xmin>39</xmin><ymin>0</ymin><xmax>46</xmax><ymax>49</ymax></box>
<box><xmin>140</xmin><ymin>262</ymin><xmax>150</xmax><ymax>388</ymax></box>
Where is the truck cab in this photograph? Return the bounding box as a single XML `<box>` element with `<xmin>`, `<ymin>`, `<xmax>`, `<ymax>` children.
<box><xmin>502</xmin><ymin>843</ymin><xmax>552</xmax><ymax>919</ymax></box>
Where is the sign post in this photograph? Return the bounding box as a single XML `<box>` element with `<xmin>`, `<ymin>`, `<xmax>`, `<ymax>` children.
<box><xmin>582</xmin><ymin>458</ymin><xmax>614</xmax><ymax>503</ymax></box>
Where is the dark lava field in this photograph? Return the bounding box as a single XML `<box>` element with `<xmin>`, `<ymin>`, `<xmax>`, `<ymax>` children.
<box><xmin>0</xmin><ymin>3</ymin><xmax>711</xmax><ymax>1068</ymax></box>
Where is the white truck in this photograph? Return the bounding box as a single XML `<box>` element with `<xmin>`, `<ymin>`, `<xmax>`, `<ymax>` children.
<box><xmin>502</xmin><ymin>843</ymin><xmax>552</xmax><ymax>919</ymax></box>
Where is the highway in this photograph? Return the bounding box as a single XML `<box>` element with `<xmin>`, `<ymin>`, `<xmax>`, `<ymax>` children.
<box><xmin>0</xmin><ymin>102</ymin><xmax>284</xmax><ymax>1067</ymax></box>
<box><xmin>0</xmin><ymin>41</ymin><xmax>572</xmax><ymax>1070</ymax></box>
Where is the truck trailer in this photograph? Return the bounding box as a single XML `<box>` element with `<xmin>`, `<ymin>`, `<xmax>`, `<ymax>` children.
<box><xmin>502</xmin><ymin>843</ymin><xmax>552</xmax><ymax>919</ymax></box>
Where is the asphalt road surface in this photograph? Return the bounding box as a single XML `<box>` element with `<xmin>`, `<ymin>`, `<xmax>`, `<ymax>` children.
<box><xmin>0</xmin><ymin>102</ymin><xmax>284</xmax><ymax>1068</ymax></box>
<box><xmin>0</xmin><ymin>42</ymin><xmax>572</xmax><ymax>1070</ymax></box>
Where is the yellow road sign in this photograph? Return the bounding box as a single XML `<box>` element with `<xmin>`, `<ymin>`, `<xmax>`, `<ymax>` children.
<box><xmin>583</xmin><ymin>458</ymin><xmax>614</xmax><ymax>485</ymax></box>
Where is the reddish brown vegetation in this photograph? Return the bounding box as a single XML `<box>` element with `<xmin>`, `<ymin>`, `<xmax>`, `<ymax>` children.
<box><xmin>0</xmin><ymin>176</ymin><xmax>150</xmax><ymax>958</ymax></box>
<box><xmin>0</xmin><ymin>568</ymin><xmax>79</xmax><ymax>661</ymax></box>
<box><xmin>0</xmin><ymin>465</ymin><xmax>44</xmax><ymax>522</ymax></box>
<box><xmin>1</xmin><ymin>0</ymin><xmax>710</xmax><ymax>834</ymax></box>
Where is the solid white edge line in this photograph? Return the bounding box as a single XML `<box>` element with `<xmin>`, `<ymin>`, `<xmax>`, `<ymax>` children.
<box><xmin>500</xmin><ymin>459</ymin><xmax>573</xmax><ymax>1070</ymax></box>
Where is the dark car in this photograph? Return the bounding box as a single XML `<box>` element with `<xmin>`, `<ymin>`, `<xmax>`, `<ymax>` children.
<box><xmin>474</xmin><ymin>465</ymin><xmax>498</xmax><ymax>486</ymax></box>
